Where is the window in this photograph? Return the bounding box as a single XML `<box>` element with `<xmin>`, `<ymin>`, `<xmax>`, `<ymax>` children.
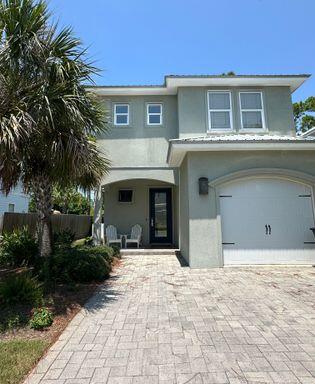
<box><xmin>207</xmin><ymin>91</ymin><xmax>233</xmax><ymax>131</ymax></box>
<box><xmin>240</xmin><ymin>92</ymin><xmax>265</xmax><ymax>130</ymax></box>
<box><xmin>8</xmin><ymin>203</ymin><xmax>15</xmax><ymax>212</ymax></box>
<box><xmin>114</xmin><ymin>104</ymin><xmax>129</xmax><ymax>125</ymax></box>
<box><xmin>147</xmin><ymin>103</ymin><xmax>162</xmax><ymax>125</ymax></box>
<box><xmin>118</xmin><ymin>189</ymin><xmax>133</xmax><ymax>203</ymax></box>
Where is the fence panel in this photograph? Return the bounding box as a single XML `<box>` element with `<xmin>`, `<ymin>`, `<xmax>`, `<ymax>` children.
<box><xmin>0</xmin><ymin>212</ymin><xmax>92</xmax><ymax>240</ymax></box>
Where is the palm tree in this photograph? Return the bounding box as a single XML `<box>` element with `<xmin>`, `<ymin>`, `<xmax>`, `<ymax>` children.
<box><xmin>0</xmin><ymin>0</ymin><xmax>109</xmax><ymax>256</ymax></box>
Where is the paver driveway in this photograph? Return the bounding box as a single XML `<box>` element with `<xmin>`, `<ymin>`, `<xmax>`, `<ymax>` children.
<box><xmin>25</xmin><ymin>254</ymin><xmax>315</xmax><ymax>384</ymax></box>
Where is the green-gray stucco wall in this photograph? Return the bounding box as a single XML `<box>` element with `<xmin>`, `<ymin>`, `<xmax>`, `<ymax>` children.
<box><xmin>178</xmin><ymin>86</ymin><xmax>295</xmax><ymax>137</ymax></box>
<box><xmin>179</xmin><ymin>156</ymin><xmax>190</xmax><ymax>264</ymax></box>
<box><xmin>97</xmin><ymin>95</ymin><xmax>178</xmax><ymax>167</ymax></box>
<box><xmin>179</xmin><ymin>150</ymin><xmax>315</xmax><ymax>268</ymax></box>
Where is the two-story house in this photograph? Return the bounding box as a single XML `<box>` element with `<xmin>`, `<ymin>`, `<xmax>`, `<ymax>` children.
<box><xmin>91</xmin><ymin>74</ymin><xmax>315</xmax><ymax>268</ymax></box>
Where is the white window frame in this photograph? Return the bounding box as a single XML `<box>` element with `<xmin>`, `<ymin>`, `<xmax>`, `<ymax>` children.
<box><xmin>114</xmin><ymin>103</ymin><xmax>129</xmax><ymax>126</ymax></box>
<box><xmin>239</xmin><ymin>91</ymin><xmax>266</xmax><ymax>131</ymax></box>
<box><xmin>207</xmin><ymin>90</ymin><xmax>233</xmax><ymax>132</ymax></box>
<box><xmin>147</xmin><ymin>103</ymin><xmax>163</xmax><ymax>126</ymax></box>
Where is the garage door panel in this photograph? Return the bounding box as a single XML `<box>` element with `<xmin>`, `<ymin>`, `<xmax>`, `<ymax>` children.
<box><xmin>220</xmin><ymin>178</ymin><xmax>315</xmax><ymax>265</ymax></box>
<box><xmin>224</xmin><ymin>248</ymin><xmax>315</xmax><ymax>265</ymax></box>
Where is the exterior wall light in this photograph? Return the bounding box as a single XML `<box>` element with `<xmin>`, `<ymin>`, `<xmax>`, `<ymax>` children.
<box><xmin>199</xmin><ymin>177</ymin><xmax>209</xmax><ymax>195</ymax></box>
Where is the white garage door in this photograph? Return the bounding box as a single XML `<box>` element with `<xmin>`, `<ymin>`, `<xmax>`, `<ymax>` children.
<box><xmin>219</xmin><ymin>178</ymin><xmax>315</xmax><ymax>265</ymax></box>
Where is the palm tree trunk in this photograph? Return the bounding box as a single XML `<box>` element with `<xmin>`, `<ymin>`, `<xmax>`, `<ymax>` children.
<box><xmin>33</xmin><ymin>175</ymin><xmax>53</xmax><ymax>257</ymax></box>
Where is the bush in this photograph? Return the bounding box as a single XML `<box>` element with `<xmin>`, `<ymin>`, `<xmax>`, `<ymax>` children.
<box><xmin>0</xmin><ymin>313</ymin><xmax>27</xmax><ymax>333</ymax></box>
<box><xmin>53</xmin><ymin>229</ymin><xmax>75</xmax><ymax>246</ymax></box>
<box><xmin>0</xmin><ymin>228</ymin><xmax>38</xmax><ymax>267</ymax></box>
<box><xmin>29</xmin><ymin>307</ymin><xmax>53</xmax><ymax>330</ymax></box>
<box><xmin>50</xmin><ymin>246</ymin><xmax>111</xmax><ymax>283</ymax></box>
<box><xmin>0</xmin><ymin>273</ymin><xmax>43</xmax><ymax>306</ymax></box>
<box><xmin>110</xmin><ymin>244</ymin><xmax>121</xmax><ymax>258</ymax></box>
<box><xmin>84</xmin><ymin>236</ymin><xmax>93</xmax><ymax>246</ymax></box>
<box><xmin>76</xmin><ymin>245</ymin><xmax>114</xmax><ymax>263</ymax></box>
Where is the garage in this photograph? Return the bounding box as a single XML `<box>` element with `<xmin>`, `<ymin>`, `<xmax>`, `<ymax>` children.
<box><xmin>219</xmin><ymin>177</ymin><xmax>315</xmax><ymax>265</ymax></box>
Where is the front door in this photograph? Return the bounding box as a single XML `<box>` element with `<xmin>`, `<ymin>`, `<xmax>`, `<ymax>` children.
<box><xmin>149</xmin><ymin>188</ymin><xmax>172</xmax><ymax>244</ymax></box>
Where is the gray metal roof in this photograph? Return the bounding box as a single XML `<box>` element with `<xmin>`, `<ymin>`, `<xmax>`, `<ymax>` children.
<box><xmin>88</xmin><ymin>74</ymin><xmax>311</xmax><ymax>89</ymax></box>
<box><xmin>170</xmin><ymin>134</ymin><xmax>315</xmax><ymax>144</ymax></box>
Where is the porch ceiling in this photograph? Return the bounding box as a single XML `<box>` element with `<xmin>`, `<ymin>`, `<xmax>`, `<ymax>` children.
<box><xmin>101</xmin><ymin>168</ymin><xmax>177</xmax><ymax>186</ymax></box>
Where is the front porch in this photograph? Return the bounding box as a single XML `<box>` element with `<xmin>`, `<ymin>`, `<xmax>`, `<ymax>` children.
<box><xmin>94</xmin><ymin>175</ymin><xmax>179</xmax><ymax>248</ymax></box>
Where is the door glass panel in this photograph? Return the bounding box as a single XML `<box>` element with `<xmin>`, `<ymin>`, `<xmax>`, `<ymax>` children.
<box><xmin>154</xmin><ymin>192</ymin><xmax>167</xmax><ymax>237</ymax></box>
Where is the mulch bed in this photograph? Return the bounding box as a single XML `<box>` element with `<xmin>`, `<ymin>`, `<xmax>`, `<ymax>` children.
<box><xmin>0</xmin><ymin>283</ymin><xmax>99</xmax><ymax>343</ymax></box>
<box><xmin>0</xmin><ymin>257</ymin><xmax>123</xmax><ymax>344</ymax></box>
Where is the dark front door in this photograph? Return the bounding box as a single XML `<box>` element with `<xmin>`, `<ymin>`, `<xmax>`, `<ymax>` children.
<box><xmin>149</xmin><ymin>188</ymin><xmax>173</xmax><ymax>244</ymax></box>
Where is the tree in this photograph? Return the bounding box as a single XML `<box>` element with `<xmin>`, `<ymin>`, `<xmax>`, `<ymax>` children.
<box><xmin>29</xmin><ymin>186</ymin><xmax>92</xmax><ymax>215</ymax></box>
<box><xmin>221</xmin><ymin>71</ymin><xmax>236</xmax><ymax>76</ymax></box>
<box><xmin>293</xmin><ymin>96</ymin><xmax>315</xmax><ymax>132</ymax></box>
<box><xmin>0</xmin><ymin>0</ymin><xmax>109</xmax><ymax>257</ymax></box>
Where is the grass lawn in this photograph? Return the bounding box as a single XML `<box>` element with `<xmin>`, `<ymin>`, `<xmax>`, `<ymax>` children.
<box><xmin>0</xmin><ymin>339</ymin><xmax>49</xmax><ymax>384</ymax></box>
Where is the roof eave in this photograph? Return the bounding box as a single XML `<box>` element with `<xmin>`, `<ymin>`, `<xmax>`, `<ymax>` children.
<box><xmin>86</xmin><ymin>74</ymin><xmax>310</xmax><ymax>96</ymax></box>
<box><xmin>167</xmin><ymin>141</ymin><xmax>315</xmax><ymax>167</ymax></box>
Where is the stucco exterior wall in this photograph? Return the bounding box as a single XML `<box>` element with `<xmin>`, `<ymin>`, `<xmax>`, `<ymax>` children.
<box><xmin>97</xmin><ymin>95</ymin><xmax>178</xmax><ymax>167</ymax></box>
<box><xmin>0</xmin><ymin>186</ymin><xmax>29</xmax><ymax>214</ymax></box>
<box><xmin>179</xmin><ymin>156</ymin><xmax>190</xmax><ymax>264</ymax></box>
<box><xmin>178</xmin><ymin>86</ymin><xmax>295</xmax><ymax>138</ymax></box>
<box><xmin>182</xmin><ymin>150</ymin><xmax>315</xmax><ymax>267</ymax></box>
<box><xmin>103</xmin><ymin>179</ymin><xmax>178</xmax><ymax>246</ymax></box>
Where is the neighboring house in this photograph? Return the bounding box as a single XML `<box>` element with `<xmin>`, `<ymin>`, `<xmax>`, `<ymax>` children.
<box><xmin>0</xmin><ymin>185</ymin><xmax>29</xmax><ymax>214</ymax></box>
<box><xmin>92</xmin><ymin>74</ymin><xmax>315</xmax><ymax>267</ymax></box>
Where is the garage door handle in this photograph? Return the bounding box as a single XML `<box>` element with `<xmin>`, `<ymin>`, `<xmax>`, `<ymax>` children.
<box><xmin>265</xmin><ymin>225</ymin><xmax>268</xmax><ymax>235</ymax></box>
<box><xmin>268</xmin><ymin>225</ymin><xmax>271</xmax><ymax>235</ymax></box>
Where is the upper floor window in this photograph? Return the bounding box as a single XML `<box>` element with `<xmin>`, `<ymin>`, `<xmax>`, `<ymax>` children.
<box><xmin>207</xmin><ymin>91</ymin><xmax>233</xmax><ymax>131</ymax></box>
<box><xmin>239</xmin><ymin>92</ymin><xmax>265</xmax><ymax>130</ymax></box>
<box><xmin>114</xmin><ymin>104</ymin><xmax>129</xmax><ymax>125</ymax></box>
<box><xmin>147</xmin><ymin>103</ymin><xmax>162</xmax><ymax>125</ymax></box>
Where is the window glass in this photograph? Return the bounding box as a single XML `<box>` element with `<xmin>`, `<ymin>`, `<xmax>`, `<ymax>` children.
<box><xmin>115</xmin><ymin>105</ymin><xmax>128</xmax><ymax>114</ymax></box>
<box><xmin>208</xmin><ymin>91</ymin><xmax>232</xmax><ymax>130</ymax></box>
<box><xmin>118</xmin><ymin>189</ymin><xmax>133</xmax><ymax>203</ymax></box>
<box><xmin>208</xmin><ymin>92</ymin><xmax>230</xmax><ymax>109</ymax></box>
<box><xmin>8</xmin><ymin>203</ymin><xmax>15</xmax><ymax>212</ymax></box>
<box><xmin>147</xmin><ymin>103</ymin><xmax>162</xmax><ymax>125</ymax></box>
<box><xmin>149</xmin><ymin>114</ymin><xmax>161</xmax><ymax>124</ymax></box>
<box><xmin>116</xmin><ymin>115</ymin><xmax>128</xmax><ymax>125</ymax></box>
<box><xmin>210</xmin><ymin>112</ymin><xmax>231</xmax><ymax>129</ymax></box>
<box><xmin>114</xmin><ymin>104</ymin><xmax>129</xmax><ymax>125</ymax></box>
<box><xmin>240</xmin><ymin>93</ymin><xmax>262</xmax><ymax>109</ymax></box>
<box><xmin>240</xmin><ymin>92</ymin><xmax>264</xmax><ymax>129</ymax></box>
<box><xmin>242</xmin><ymin>111</ymin><xmax>263</xmax><ymax>129</ymax></box>
<box><xmin>148</xmin><ymin>105</ymin><xmax>161</xmax><ymax>114</ymax></box>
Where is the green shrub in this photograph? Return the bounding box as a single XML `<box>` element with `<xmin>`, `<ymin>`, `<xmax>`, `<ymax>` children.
<box><xmin>77</xmin><ymin>245</ymin><xmax>114</xmax><ymax>263</ymax></box>
<box><xmin>50</xmin><ymin>247</ymin><xmax>111</xmax><ymax>283</ymax></box>
<box><xmin>0</xmin><ymin>273</ymin><xmax>43</xmax><ymax>306</ymax></box>
<box><xmin>53</xmin><ymin>229</ymin><xmax>75</xmax><ymax>246</ymax></box>
<box><xmin>84</xmin><ymin>236</ymin><xmax>93</xmax><ymax>246</ymax></box>
<box><xmin>29</xmin><ymin>308</ymin><xmax>53</xmax><ymax>330</ymax></box>
<box><xmin>0</xmin><ymin>312</ymin><xmax>27</xmax><ymax>333</ymax></box>
<box><xmin>0</xmin><ymin>228</ymin><xmax>38</xmax><ymax>267</ymax></box>
<box><xmin>110</xmin><ymin>244</ymin><xmax>121</xmax><ymax>258</ymax></box>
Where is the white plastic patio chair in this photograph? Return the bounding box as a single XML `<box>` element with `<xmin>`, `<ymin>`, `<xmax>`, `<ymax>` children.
<box><xmin>105</xmin><ymin>225</ymin><xmax>122</xmax><ymax>247</ymax></box>
<box><xmin>126</xmin><ymin>224</ymin><xmax>142</xmax><ymax>248</ymax></box>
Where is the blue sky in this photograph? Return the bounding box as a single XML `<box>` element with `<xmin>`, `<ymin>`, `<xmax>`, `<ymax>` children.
<box><xmin>49</xmin><ymin>0</ymin><xmax>314</xmax><ymax>102</ymax></box>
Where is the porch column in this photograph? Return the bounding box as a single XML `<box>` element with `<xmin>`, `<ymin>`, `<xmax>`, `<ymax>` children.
<box><xmin>93</xmin><ymin>185</ymin><xmax>103</xmax><ymax>244</ymax></box>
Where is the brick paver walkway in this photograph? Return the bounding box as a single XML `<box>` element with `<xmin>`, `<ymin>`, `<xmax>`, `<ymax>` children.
<box><xmin>25</xmin><ymin>254</ymin><xmax>315</xmax><ymax>384</ymax></box>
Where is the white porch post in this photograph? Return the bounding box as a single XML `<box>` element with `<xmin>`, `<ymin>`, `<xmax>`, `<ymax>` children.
<box><xmin>93</xmin><ymin>185</ymin><xmax>103</xmax><ymax>244</ymax></box>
